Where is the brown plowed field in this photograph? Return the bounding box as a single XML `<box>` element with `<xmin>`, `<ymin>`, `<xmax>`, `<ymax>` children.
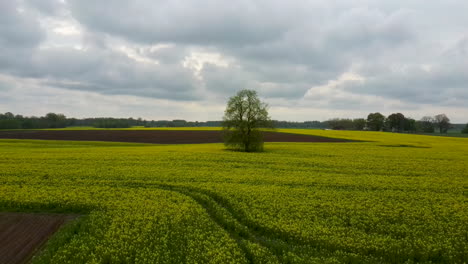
<box><xmin>0</xmin><ymin>130</ymin><xmax>351</xmax><ymax>144</ymax></box>
<box><xmin>0</xmin><ymin>213</ymin><xmax>76</xmax><ymax>264</ymax></box>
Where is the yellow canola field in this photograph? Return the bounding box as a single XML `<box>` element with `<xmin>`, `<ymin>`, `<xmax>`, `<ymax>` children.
<box><xmin>0</xmin><ymin>130</ymin><xmax>467</xmax><ymax>263</ymax></box>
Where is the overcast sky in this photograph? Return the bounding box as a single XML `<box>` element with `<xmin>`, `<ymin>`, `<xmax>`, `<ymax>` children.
<box><xmin>1</xmin><ymin>0</ymin><xmax>467</xmax><ymax>122</ymax></box>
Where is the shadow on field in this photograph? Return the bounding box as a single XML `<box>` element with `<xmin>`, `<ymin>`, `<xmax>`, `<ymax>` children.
<box><xmin>378</xmin><ymin>144</ymin><xmax>431</xmax><ymax>149</ymax></box>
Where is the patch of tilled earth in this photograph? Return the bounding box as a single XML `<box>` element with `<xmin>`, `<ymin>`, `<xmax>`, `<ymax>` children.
<box><xmin>0</xmin><ymin>130</ymin><xmax>353</xmax><ymax>144</ymax></box>
<box><xmin>0</xmin><ymin>213</ymin><xmax>77</xmax><ymax>264</ymax></box>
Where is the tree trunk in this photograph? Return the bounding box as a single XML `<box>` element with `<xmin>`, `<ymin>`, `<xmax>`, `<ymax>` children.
<box><xmin>245</xmin><ymin>127</ymin><xmax>251</xmax><ymax>152</ymax></box>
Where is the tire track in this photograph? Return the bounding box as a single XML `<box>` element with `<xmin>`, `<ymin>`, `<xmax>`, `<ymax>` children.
<box><xmin>152</xmin><ymin>183</ymin><xmax>300</xmax><ymax>263</ymax></box>
<box><xmin>148</xmin><ymin>183</ymin><xmax>378</xmax><ymax>263</ymax></box>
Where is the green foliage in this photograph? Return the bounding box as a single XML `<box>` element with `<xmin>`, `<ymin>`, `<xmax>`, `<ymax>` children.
<box><xmin>0</xmin><ymin>112</ymin><xmax>147</xmax><ymax>129</ymax></box>
<box><xmin>222</xmin><ymin>90</ymin><xmax>272</xmax><ymax>152</ymax></box>
<box><xmin>223</xmin><ymin>129</ymin><xmax>265</xmax><ymax>152</ymax></box>
<box><xmin>272</xmin><ymin>120</ymin><xmax>327</xmax><ymax>129</ymax></box>
<box><xmin>0</xmin><ymin>112</ymin><xmax>67</xmax><ymax>129</ymax></box>
<box><xmin>386</xmin><ymin>113</ymin><xmax>406</xmax><ymax>132</ymax></box>
<box><xmin>325</xmin><ymin>118</ymin><xmax>366</xmax><ymax>130</ymax></box>
<box><xmin>92</xmin><ymin>118</ymin><xmax>131</xmax><ymax>128</ymax></box>
<box><xmin>352</xmin><ymin>118</ymin><xmax>367</xmax><ymax>130</ymax></box>
<box><xmin>462</xmin><ymin>123</ymin><xmax>468</xmax><ymax>134</ymax></box>
<box><xmin>418</xmin><ymin>116</ymin><xmax>435</xmax><ymax>133</ymax></box>
<box><xmin>44</xmin><ymin>113</ymin><xmax>67</xmax><ymax>128</ymax></box>
<box><xmin>403</xmin><ymin>117</ymin><xmax>417</xmax><ymax>132</ymax></box>
<box><xmin>0</xmin><ymin>119</ymin><xmax>22</xmax><ymax>129</ymax></box>
<box><xmin>0</xmin><ymin>130</ymin><xmax>467</xmax><ymax>263</ymax></box>
<box><xmin>366</xmin><ymin>112</ymin><xmax>385</xmax><ymax>131</ymax></box>
<box><xmin>434</xmin><ymin>114</ymin><xmax>451</xmax><ymax>133</ymax></box>
<box><xmin>325</xmin><ymin>118</ymin><xmax>354</xmax><ymax>130</ymax></box>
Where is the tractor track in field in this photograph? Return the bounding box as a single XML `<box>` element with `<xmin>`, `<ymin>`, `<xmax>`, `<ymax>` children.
<box><xmin>145</xmin><ymin>183</ymin><xmax>354</xmax><ymax>263</ymax></box>
<box><xmin>152</xmin><ymin>183</ymin><xmax>287</xmax><ymax>263</ymax></box>
<box><xmin>147</xmin><ymin>183</ymin><xmax>387</xmax><ymax>263</ymax></box>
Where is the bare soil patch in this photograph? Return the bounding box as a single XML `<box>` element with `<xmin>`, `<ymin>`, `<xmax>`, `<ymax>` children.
<box><xmin>0</xmin><ymin>130</ymin><xmax>352</xmax><ymax>144</ymax></box>
<box><xmin>0</xmin><ymin>213</ymin><xmax>76</xmax><ymax>264</ymax></box>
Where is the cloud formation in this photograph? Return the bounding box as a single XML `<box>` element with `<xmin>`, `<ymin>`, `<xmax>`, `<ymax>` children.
<box><xmin>1</xmin><ymin>0</ymin><xmax>467</xmax><ymax>121</ymax></box>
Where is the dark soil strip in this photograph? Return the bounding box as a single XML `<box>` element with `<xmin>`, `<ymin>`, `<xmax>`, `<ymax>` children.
<box><xmin>0</xmin><ymin>130</ymin><xmax>352</xmax><ymax>144</ymax></box>
<box><xmin>0</xmin><ymin>213</ymin><xmax>76</xmax><ymax>264</ymax></box>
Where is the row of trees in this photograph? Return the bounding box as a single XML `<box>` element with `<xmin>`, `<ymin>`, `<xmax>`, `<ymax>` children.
<box><xmin>0</xmin><ymin>112</ymin><xmax>140</xmax><ymax>129</ymax></box>
<box><xmin>0</xmin><ymin>112</ymin><xmax>352</xmax><ymax>130</ymax></box>
<box><xmin>144</xmin><ymin>120</ymin><xmax>222</xmax><ymax>127</ymax></box>
<box><xmin>325</xmin><ymin>118</ymin><xmax>366</xmax><ymax>130</ymax></box>
<box><xmin>0</xmin><ymin>111</ymin><xmax>463</xmax><ymax>133</ymax></box>
<box><xmin>365</xmin><ymin>113</ymin><xmax>451</xmax><ymax>133</ymax></box>
<box><xmin>325</xmin><ymin>113</ymin><xmax>454</xmax><ymax>133</ymax></box>
<box><xmin>0</xmin><ymin>112</ymin><xmax>68</xmax><ymax>129</ymax></box>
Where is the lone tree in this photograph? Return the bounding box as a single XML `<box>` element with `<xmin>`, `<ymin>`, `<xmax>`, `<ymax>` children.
<box><xmin>222</xmin><ymin>89</ymin><xmax>272</xmax><ymax>152</ymax></box>
<box><xmin>434</xmin><ymin>114</ymin><xmax>451</xmax><ymax>133</ymax></box>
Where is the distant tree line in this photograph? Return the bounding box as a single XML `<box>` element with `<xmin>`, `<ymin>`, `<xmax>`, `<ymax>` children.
<box><xmin>323</xmin><ymin>118</ymin><xmax>366</xmax><ymax>130</ymax></box>
<box><xmin>324</xmin><ymin>113</ymin><xmax>457</xmax><ymax>133</ymax></box>
<box><xmin>272</xmin><ymin>120</ymin><xmax>327</xmax><ymax>129</ymax></box>
<box><xmin>0</xmin><ymin>112</ymin><xmax>68</xmax><ymax>129</ymax></box>
<box><xmin>0</xmin><ymin>112</ymin><xmax>224</xmax><ymax>129</ymax></box>
<box><xmin>0</xmin><ymin>113</ymin><xmax>333</xmax><ymax>129</ymax></box>
<box><xmin>0</xmin><ymin>112</ymin><xmax>136</xmax><ymax>129</ymax></box>
<box><xmin>462</xmin><ymin>124</ymin><xmax>468</xmax><ymax>134</ymax></box>
<box><xmin>364</xmin><ymin>113</ymin><xmax>455</xmax><ymax>133</ymax></box>
<box><xmin>144</xmin><ymin>120</ymin><xmax>222</xmax><ymax>127</ymax></box>
<box><xmin>1</xmin><ymin>111</ymin><xmax>467</xmax><ymax>133</ymax></box>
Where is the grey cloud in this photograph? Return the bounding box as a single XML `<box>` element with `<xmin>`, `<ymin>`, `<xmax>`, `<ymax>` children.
<box><xmin>0</xmin><ymin>1</ymin><xmax>44</xmax><ymax>77</ymax></box>
<box><xmin>322</xmin><ymin>97</ymin><xmax>373</xmax><ymax>111</ymax></box>
<box><xmin>0</xmin><ymin>0</ymin><xmax>430</xmax><ymax>102</ymax></box>
<box><xmin>201</xmin><ymin>63</ymin><xmax>316</xmax><ymax>99</ymax></box>
<box><xmin>68</xmin><ymin>0</ymin><xmax>292</xmax><ymax>45</ymax></box>
<box><xmin>2</xmin><ymin>45</ymin><xmax>201</xmax><ymax>100</ymax></box>
<box><xmin>204</xmin><ymin>7</ymin><xmax>416</xmax><ymax>99</ymax></box>
<box><xmin>0</xmin><ymin>79</ymin><xmax>12</xmax><ymax>92</ymax></box>
<box><xmin>24</xmin><ymin>0</ymin><xmax>64</xmax><ymax>16</ymax></box>
<box><xmin>257</xmin><ymin>83</ymin><xmax>311</xmax><ymax>99</ymax></box>
<box><xmin>0</xmin><ymin>0</ymin><xmax>201</xmax><ymax>101</ymax></box>
<box><xmin>32</xmin><ymin>47</ymin><xmax>202</xmax><ymax>100</ymax></box>
<box><xmin>141</xmin><ymin>46</ymin><xmax>189</xmax><ymax>64</ymax></box>
<box><xmin>201</xmin><ymin>63</ymin><xmax>252</xmax><ymax>95</ymax></box>
<box><xmin>243</xmin><ymin>62</ymin><xmax>337</xmax><ymax>87</ymax></box>
<box><xmin>232</xmin><ymin>7</ymin><xmax>413</xmax><ymax>64</ymax></box>
<box><xmin>343</xmin><ymin>65</ymin><xmax>468</xmax><ymax>106</ymax></box>
<box><xmin>323</xmin><ymin>8</ymin><xmax>414</xmax><ymax>55</ymax></box>
<box><xmin>341</xmin><ymin>37</ymin><xmax>468</xmax><ymax>106</ymax></box>
<box><xmin>0</xmin><ymin>1</ymin><xmax>44</xmax><ymax>48</ymax></box>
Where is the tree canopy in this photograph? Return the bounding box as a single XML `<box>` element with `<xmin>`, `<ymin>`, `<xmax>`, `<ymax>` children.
<box><xmin>434</xmin><ymin>114</ymin><xmax>451</xmax><ymax>133</ymax></box>
<box><xmin>386</xmin><ymin>113</ymin><xmax>406</xmax><ymax>132</ymax></box>
<box><xmin>366</xmin><ymin>112</ymin><xmax>386</xmax><ymax>131</ymax></box>
<box><xmin>222</xmin><ymin>90</ymin><xmax>272</xmax><ymax>152</ymax></box>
